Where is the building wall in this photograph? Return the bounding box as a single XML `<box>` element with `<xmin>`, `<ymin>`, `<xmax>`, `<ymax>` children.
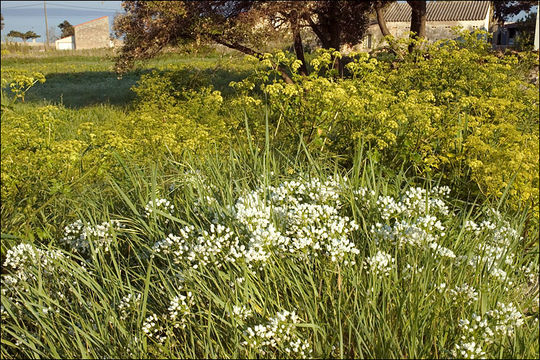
<box><xmin>74</xmin><ymin>16</ymin><xmax>110</xmax><ymax>50</ymax></box>
<box><xmin>55</xmin><ymin>36</ymin><xmax>74</xmax><ymax>50</ymax></box>
<box><xmin>366</xmin><ymin>19</ymin><xmax>487</xmax><ymax>48</ymax></box>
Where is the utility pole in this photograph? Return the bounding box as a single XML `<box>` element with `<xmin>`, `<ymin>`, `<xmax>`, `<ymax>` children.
<box><xmin>44</xmin><ymin>0</ymin><xmax>50</xmax><ymax>49</ymax></box>
<box><xmin>534</xmin><ymin>2</ymin><xmax>539</xmax><ymax>51</ymax></box>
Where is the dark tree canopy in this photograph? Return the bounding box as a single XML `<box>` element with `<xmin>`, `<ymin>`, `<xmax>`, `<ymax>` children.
<box><xmin>113</xmin><ymin>1</ymin><xmax>375</xmax><ymax>77</ymax></box>
<box><xmin>304</xmin><ymin>1</ymin><xmax>373</xmax><ymax>50</ymax></box>
<box><xmin>58</xmin><ymin>20</ymin><xmax>74</xmax><ymax>38</ymax></box>
<box><xmin>492</xmin><ymin>0</ymin><xmax>537</xmax><ymax>23</ymax></box>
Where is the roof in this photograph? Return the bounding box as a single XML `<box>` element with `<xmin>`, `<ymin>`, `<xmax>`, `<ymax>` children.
<box><xmin>74</xmin><ymin>16</ymin><xmax>108</xmax><ymax>27</ymax></box>
<box><xmin>383</xmin><ymin>1</ymin><xmax>490</xmax><ymax>22</ymax></box>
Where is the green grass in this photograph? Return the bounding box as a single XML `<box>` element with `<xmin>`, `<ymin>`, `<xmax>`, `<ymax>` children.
<box><xmin>1</xmin><ymin>48</ymin><xmax>538</xmax><ymax>359</ymax></box>
<box><xmin>1</xmin><ymin>141</ymin><xmax>538</xmax><ymax>359</ymax></box>
<box><xmin>1</xmin><ymin>49</ymin><xmax>251</xmax><ymax>108</ymax></box>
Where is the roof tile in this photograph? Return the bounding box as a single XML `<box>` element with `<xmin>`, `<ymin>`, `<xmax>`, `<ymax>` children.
<box><xmin>383</xmin><ymin>1</ymin><xmax>490</xmax><ymax>22</ymax></box>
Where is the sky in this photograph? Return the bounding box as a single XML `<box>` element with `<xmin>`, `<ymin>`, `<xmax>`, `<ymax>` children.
<box><xmin>1</xmin><ymin>1</ymin><xmax>123</xmax><ymax>42</ymax></box>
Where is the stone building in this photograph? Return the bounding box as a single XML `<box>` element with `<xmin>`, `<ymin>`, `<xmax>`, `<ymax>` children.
<box><xmin>56</xmin><ymin>16</ymin><xmax>111</xmax><ymax>50</ymax></box>
<box><xmin>73</xmin><ymin>16</ymin><xmax>110</xmax><ymax>50</ymax></box>
<box><xmin>359</xmin><ymin>1</ymin><xmax>492</xmax><ymax>51</ymax></box>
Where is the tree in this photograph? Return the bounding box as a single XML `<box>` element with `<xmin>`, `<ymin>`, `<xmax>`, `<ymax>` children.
<box><xmin>58</xmin><ymin>20</ymin><xmax>74</xmax><ymax>38</ymax></box>
<box><xmin>113</xmin><ymin>1</ymin><xmax>278</xmax><ymax>75</ymax></box>
<box><xmin>252</xmin><ymin>1</ymin><xmax>374</xmax><ymax>74</ymax></box>
<box><xmin>407</xmin><ymin>0</ymin><xmax>426</xmax><ymax>52</ymax></box>
<box><xmin>1</xmin><ymin>14</ymin><xmax>4</xmax><ymax>31</ymax></box>
<box><xmin>514</xmin><ymin>10</ymin><xmax>538</xmax><ymax>50</ymax></box>
<box><xmin>492</xmin><ymin>0</ymin><xmax>537</xmax><ymax>23</ymax></box>
<box><xmin>48</xmin><ymin>26</ymin><xmax>59</xmax><ymax>42</ymax></box>
<box><xmin>303</xmin><ymin>2</ymin><xmax>373</xmax><ymax>51</ymax></box>
<box><xmin>373</xmin><ymin>1</ymin><xmax>395</xmax><ymax>37</ymax></box>
<box><xmin>113</xmin><ymin>1</ymin><xmax>375</xmax><ymax>79</ymax></box>
<box><xmin>7</xmin><ymin>30</ymin><xmax>40</xmax><ymax>43</ymax></box>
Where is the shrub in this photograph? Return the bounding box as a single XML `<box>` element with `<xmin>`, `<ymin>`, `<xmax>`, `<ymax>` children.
<box><xmin>0</xmin><ymin>69</ymin><xmax>234</xmax><ymax>235</ymax></box>
<box><xmin>232</xmin><ymin>29</ymin><xmax>539</xmax><ymax>213</ymax></box>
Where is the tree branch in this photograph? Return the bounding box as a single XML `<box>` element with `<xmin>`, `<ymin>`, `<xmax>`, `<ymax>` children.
<box><xmin>305</xmin><ymin>15</ymin><xmax>328</xmax><ymax>46</ymax></box>
<box><xmin>210</xmin><ymin>35</ymin><xmax>294</xmax><ymax>84</ymax></box>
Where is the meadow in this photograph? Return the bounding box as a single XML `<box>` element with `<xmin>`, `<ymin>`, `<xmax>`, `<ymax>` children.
<box><xmin>1</xmin><ymin>32</ymin><xmax>539</xmax><ymax>359</ymax></box>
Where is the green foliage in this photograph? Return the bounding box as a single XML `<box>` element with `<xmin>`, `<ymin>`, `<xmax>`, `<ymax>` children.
<box><xmin>1</xmin><ymin>150</ymin><xmax>538</xmax><ymax>359</ymax></box>
<box><xmin>7</xmin><ymin>30</ymin><xmax>40</xmax><ymax>42</ymax></box>
<box><xmin>232</xmin><ymin>29</ymin><xmax>539</xmax><ymax>213</ymax></box>
<box><xmin>514</xmin><ymin>11</ymin><xmax>538</xmax><ymax>51</ymax></box>
<box><xmin>1</xmin><ymin>70</ymin><xmax>46</xmax><ymax>106</ymax></box>
<box><xmin>0</xmin><ymin>69</ymin><xmax>235</xmax><ymax>234</ymax></box>
<box><xmin>58</xmin><ymin>20</ymin><xmax>74</xmax><ymax>38</ymax></box>
<box><xmin>1</xmin><ymin>34</ymin><xmax>539</xmax><ymax>359</ymax></box>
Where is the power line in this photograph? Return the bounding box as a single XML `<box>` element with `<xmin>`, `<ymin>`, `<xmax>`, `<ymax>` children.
<box><xmin>2</xmin><ymin>3</ymin><xmax>119</xmax><ymax>11</ymax></box>
<box><xmin>45</xmin><ymin>3</ymin><xmax>120</xmax><ymax>11</ymax></box>
<box><xmin>1</xmin><ymin>4</ymin><xmax>44</xmax><ymax>9</ymax></box>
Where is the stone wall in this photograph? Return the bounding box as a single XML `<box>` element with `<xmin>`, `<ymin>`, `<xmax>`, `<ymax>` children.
<box><xmin>357</xmin><ymin>19</ymin><xmax>487</xmax><ymax>51</ymax></box>
<box><xmin>74</xmin><ymin>16</ymin><xmax>110</xmax><ymax>50</ymax></box>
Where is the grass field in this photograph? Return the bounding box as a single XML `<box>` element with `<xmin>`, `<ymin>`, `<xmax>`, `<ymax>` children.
<box><xmin>1</xmin><ymin>44</ymin><xmax>538</xmax><ymax>359</ymax></box>
<box><xmin>1</xmin><ymin>49</ymin><xmax>251</xmax><ymax>108</ymax></box>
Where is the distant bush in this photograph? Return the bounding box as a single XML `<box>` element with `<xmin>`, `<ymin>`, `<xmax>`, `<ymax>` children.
<box><xmin>1</xmin><ymin>68</ymin><xmax>234</xmax><ymax>233</ymax></box>
<box><xmin>126</xmin><ymin>67</ymin><xmax>233</xmax><ymax>158</ymax></box>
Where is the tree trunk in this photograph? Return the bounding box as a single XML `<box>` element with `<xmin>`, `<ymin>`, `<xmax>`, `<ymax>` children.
<box><xmin>376</xmin><ymin>5</ymin><xmax>391</xmax><ymax>37</ymax></box>
<box><xmin>327</xmin><ymin>4</ymin><xmax>344</xmax><ymax>76</ymax></box>
<box><xmin>290</xmin><ymin>11</ymin><xmax>309</xmax><ymax>76</ymax></box>
<box><xmin>407</xmin><ymin>0</ymin><xmax>427</xmax><ymax>52</ymax></box>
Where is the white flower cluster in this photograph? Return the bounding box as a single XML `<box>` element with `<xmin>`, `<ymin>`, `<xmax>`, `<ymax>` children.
<box><xmin>449</xmin><ymin>283</ymin><xmax>478</xmax><ymax>305</ymax></box>
<box><xmin>153</xmin><ymin>224</ymin><xmax>239</xmax><ymax>269</ymax></box>
<box><xmin>242</xmin><ymin>310</ymin><xmax>311</xmax><ymax>358</ymax></box>
<box><xmin>485</xmin><ymin>302</ymin><xmax>524</xmax><ymax>337</ymax></box>
<box><xmin>118</xmin><ymin>293</ymin><xmax>142</xmax><ymax>321</ymax></box>
<box><xmin>368</xmin><ymin>188</ymin><xmax>452</xmax><ymax>262</ymax></box>
<box><xmin>452</xmin><ymin>341</ymin><xmax>486</xmax><ymax>359</ymax></box>
<box><xmin>141</xmin><ymin>291</ymin><xmax>194</xmax><ymax>343</ymax></box>
<box><xmin>2</xmin><ymin>243</ymin><xmax>64</xmax><ymax>294</ymax></box>
<box><xmin>429</xmin><ymin>242</ymin><xmax>456</xmax><ymax>259</ymax></box>
<box><xmin>230</xmin><ymin>305</ymin><xmax>253</xmax><ymax>321</ymax></box>
<box><xmin>3</xmin><ymin>243</ymin><xmax>63</xmax><ymax>277</ymax></box>
<box><xmin>353</xmin><ymin>187</ymin><xmax>376</xmax><ymax>207</ymax></box>
<box><xmin>61</xmin><ymin>219</ymin><xmax>123</xmax><ymax>255</ymax></box>
<box><xmin>364</xmin><ymin>250</ymin><xmax>395</xmax><ymax>276</ymax></box>
<box><xmin>371</xmin><ymin>218</ymin><xmax>441</xmax><ymax>248</ymax></box>
<box><xmin>0</xmin><ymin>305</ymin><xmax>8</xmax><ymax>322</ymax></box>
<box><xmin>168</xmin><ymin>292</ymin><xmax>194</xmax><ymax>329</ymax></box>
<box><xmin>235</xmin><ymin>177</ymin><xmax>360</xmax><ymax>266</ymax></box>
<box><xmin>144</xmin><ymin>198</ymin><xmax>175</xmax><ymax>223</ymax></box>
<box><xmin>142</xmin><ymin>313</ymin><xmax>167</xmax><ymax>344</ymax></box>
<box><xmin>2</xmin><ymin>243</ymin><xmax>68</xmax><ymax>313</ymax></box>
<box><xmin>453</xmin><ymin>302</ymin><xmax>524</xmax><ymax>358</ymax></box>
<box><xmin>521</xmin><ymin>261</ymin><xmax>539</xmax><ymax>284</ymax></box>
<box><xmin>153</xmin><ymin>177</ymin><xmax>361</xmax><ymax>270</ymax></box>
<box><xmin>376</xmin><ymin>186</ymin><xmax>451</xmax><ymax>221</ymax></box>
<box><xmin>461</xmin><ymin>214</ymin><xmax>520</xmax><ymax>288</ymax></box>
<box><xmin>436</xmin><ymin>282</ymin><xmax>447</xmax><ymax>293</ymax></box>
